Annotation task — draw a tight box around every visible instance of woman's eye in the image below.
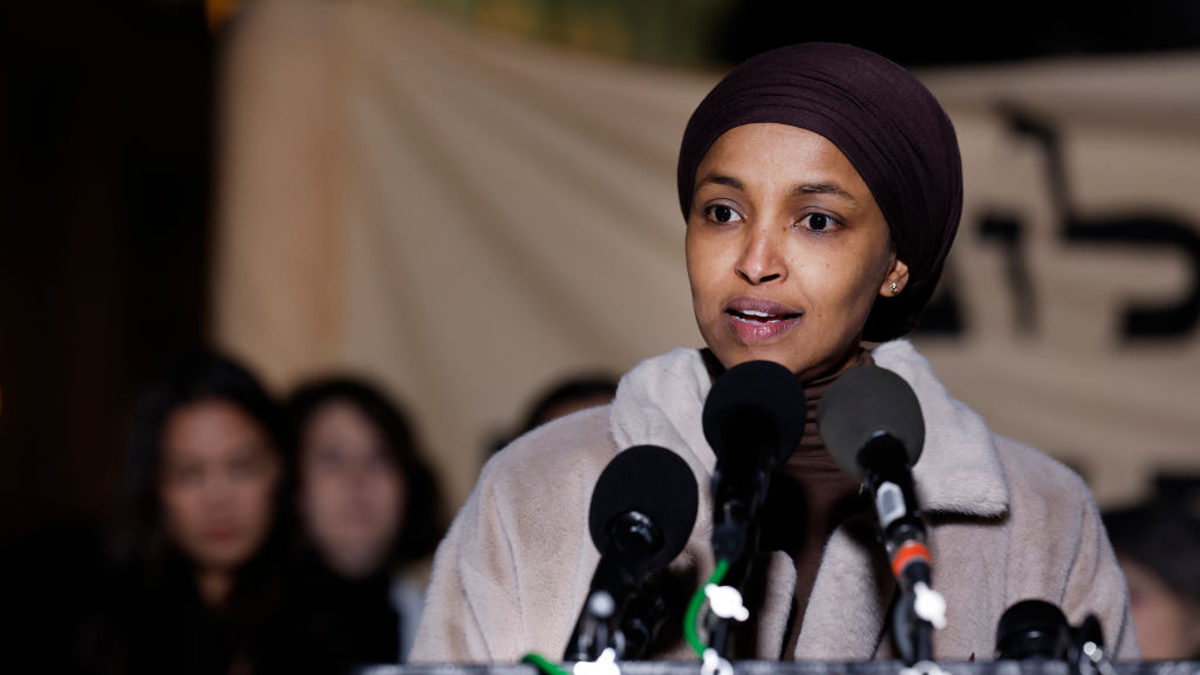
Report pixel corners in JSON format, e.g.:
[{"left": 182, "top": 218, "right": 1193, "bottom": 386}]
[
  {"left": 230, "top": 457, "right": 260, "bottom": 479},
  {"left": 706, "top": 204, "right": 741, "bottom": 224},
  {"left": 802, "top": 213, "right": 837, "bottom": 232},
  {"left": 167, "top": 464, "right": 202, "bottom": 485},
  {"left": 310, "top": 448, "right": 344, "bottom": 472},
  {"left": 368, "top": 446, "right": 395, "bottom": 469}
]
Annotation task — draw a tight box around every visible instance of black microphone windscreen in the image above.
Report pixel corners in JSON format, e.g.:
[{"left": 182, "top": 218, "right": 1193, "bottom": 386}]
[
  {"left": 702, "top": 360, "right": 807, "bottom": 467},
  {"left": 995, "top": 599, "right": 1070, "bottom": 659},
  {"left": 816, "top": 365, "right": 924, "bottom": 480},
  {"left": 587, "top": 445, "right": 699, "bottom": 571}
]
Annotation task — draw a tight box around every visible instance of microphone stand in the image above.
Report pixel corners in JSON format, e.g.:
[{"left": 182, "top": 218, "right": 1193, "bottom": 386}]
[
  {"left": 891, "top": 555, "right": 936, "bottom": 665},
  {"left": 565, "top": 513, "right": 662, "bottom": 662},
  {"left": 563, "top": 582, "right": 670, "bottom": 662},
  {"left": 860, "top": 437, "right": 944, "bottom": 666},
  {"left": 704, "top": 494, "right": 762, "bottom": 659},
  {"left": 565, "top": 589, "right": 617, "bottom": 662}
]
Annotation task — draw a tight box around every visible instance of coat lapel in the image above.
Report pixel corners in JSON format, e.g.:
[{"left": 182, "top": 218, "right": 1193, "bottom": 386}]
[
  {"left": 793, "top": 516, "right": 896, "bottom": 659},
  {"left": 872, "top": 339, "right": 1010, "bottom": 519}
]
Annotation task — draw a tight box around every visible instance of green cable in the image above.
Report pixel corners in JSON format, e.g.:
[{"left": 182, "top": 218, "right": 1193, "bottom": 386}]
[
  {"left": 522, "top": 652, "right": 573, "bottom": 675},
  {"left": 683, "top": 558, "right": 730, "bottom": 658}
]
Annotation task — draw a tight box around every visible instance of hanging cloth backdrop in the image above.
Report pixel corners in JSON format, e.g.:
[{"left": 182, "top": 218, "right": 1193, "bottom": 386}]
[{"left": 215, "top": 0, "right": 1200, "bottom": 509}]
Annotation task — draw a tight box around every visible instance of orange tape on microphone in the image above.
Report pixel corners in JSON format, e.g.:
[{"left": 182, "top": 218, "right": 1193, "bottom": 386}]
[{"left": 891, "top": 541, "right": 932, "bottom": 579}]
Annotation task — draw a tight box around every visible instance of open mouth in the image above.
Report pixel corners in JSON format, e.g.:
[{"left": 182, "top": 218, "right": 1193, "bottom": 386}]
[
  {"left": 728, "top": 308, "right": 801, "bottom": 323},
  {"left": 724, "top": 299, "right": 803, "bottom": 341}
]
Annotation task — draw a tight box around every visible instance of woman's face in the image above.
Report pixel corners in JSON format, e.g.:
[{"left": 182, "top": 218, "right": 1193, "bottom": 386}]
[
  {"left": 686, "top": 123, "right": 908, "bottom": 381},
  {"left": 158, "top": 399, "right": 281, "bottom": 573},
  {"left": 299, "top": 400, "right": 405, "bottom": 578}
]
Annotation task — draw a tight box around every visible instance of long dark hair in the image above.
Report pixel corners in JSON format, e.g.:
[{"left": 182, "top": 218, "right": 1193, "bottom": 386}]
[
  {"left": 287, "top": 377, "right": 445, "bottom": 567},
  {"left": 114, "top": 349, "right": 289, "bottom": 583}
]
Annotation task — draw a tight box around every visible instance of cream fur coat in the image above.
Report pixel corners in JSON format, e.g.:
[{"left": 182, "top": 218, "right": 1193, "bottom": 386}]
[{"left": 411, "top": 340, "right": 1136, "bottom": 663}]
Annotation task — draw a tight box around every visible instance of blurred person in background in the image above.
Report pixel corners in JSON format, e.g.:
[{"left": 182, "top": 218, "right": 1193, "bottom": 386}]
[
  {"left": 1104, "top": 500, "right": 1200, "bottom": 660},
  {"left": 518, "top": 375, "right": 619, "bottom": 433},
  {"left": 486, "top": 374, "right": 618, "bottom": 459},
  {"left": 275, "top": 377, "right": 445, "bottom": 671},
  {"left": 97, "top": 350, "right": 290, "bottom": 674}
]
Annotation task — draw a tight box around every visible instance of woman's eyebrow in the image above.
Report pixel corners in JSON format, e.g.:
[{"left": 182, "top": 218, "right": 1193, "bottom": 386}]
[
  {"left": 695, "top": 173, "right": 744, "bottom": 191},
  {"left": 695, "top": 175, "right": 859, "bottom": 206},
  {"left": 792, "top": 182, "right": 858, "bottom": 203}
]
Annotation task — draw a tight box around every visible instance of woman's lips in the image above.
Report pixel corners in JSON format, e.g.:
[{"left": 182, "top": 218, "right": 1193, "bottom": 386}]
[
  {"left": 724, "top": 298, "right": 802, "bottom": 342},
  {"left": 204, "top": 525, "right": 242, "bottom": 544}
]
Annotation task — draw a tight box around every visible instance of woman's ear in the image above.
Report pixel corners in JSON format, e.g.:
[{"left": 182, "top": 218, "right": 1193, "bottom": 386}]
[{"left": 880, "top": 258, "right": 910, "bottom": 297}]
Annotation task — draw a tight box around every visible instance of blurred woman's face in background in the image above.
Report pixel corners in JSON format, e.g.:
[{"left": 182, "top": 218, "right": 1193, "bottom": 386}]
[
  {"left": 299, "top": 400, "right": 405, "bottom": 579},
  {"left": 158, "top": 399, "right": 281, "bottom": 573},
  {"left": 1120, "top": 556, "right": 1200, "bottom": 659}
]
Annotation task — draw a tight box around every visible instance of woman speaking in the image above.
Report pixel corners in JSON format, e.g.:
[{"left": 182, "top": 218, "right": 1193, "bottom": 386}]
[{"left": 411, "top": 43, "right": 1136, "bottom": 662}]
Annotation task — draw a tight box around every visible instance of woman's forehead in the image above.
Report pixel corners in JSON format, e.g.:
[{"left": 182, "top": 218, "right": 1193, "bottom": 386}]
[{"left": 694, "top": 124, "right": 873, "bottom": 203}]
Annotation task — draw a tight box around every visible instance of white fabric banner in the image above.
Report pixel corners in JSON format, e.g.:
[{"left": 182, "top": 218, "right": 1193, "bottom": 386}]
[{"left": 215, "top": 0, "right": 1200, "bottom": 508}]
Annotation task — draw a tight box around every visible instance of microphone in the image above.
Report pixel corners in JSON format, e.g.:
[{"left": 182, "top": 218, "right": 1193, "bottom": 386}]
[
  {"left": 817, "top": 365, "right": 927, "bottom": 584},
  {"left": 817, "top": 365, "right": 937, "bottom": 664},
  {"left": 702, "top": 360, "right": 807, "bottom": 566},
  {"left": 996, "top": 600, "right": 1113, "bottom": 675},
  {"left": 996, "top": 599, "right": 1071, "bottom": 660},
  {"left": 564, "top": 445, "right": 699, "bottom": 661}
]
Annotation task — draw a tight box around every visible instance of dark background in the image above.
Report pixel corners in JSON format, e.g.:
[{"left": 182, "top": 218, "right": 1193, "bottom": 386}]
[{"left": 3, "top": 0, "right": 1199, "bottom": 545}]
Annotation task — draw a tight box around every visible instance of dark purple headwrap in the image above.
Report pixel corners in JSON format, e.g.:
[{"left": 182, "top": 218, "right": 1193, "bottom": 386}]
[{"left": 677, "top": 43, "right": 962, "bottom": 342}]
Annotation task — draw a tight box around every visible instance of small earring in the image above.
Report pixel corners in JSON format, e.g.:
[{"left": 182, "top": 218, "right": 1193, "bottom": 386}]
[{"left": 890, "top": 281, "right": 899, "bottom": 295}]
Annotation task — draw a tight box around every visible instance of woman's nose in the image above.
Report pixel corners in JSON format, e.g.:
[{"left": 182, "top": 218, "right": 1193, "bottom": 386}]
[
  {"left": 735, "top": 224, "right": 787, "bottom": 285},
  {"left": 202, "top": 473, "right": 235, "bottom": 505}
]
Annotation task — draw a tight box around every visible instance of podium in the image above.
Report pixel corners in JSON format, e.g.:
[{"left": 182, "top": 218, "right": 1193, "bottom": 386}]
[{"left": 359, "top": 663, "right": 1200, "bottom": 675}]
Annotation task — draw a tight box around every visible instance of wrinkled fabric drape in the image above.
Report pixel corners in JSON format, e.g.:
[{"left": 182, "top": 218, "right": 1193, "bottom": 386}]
[{"left": 215, "top": 0, "right": 1200, "bottom": 508}]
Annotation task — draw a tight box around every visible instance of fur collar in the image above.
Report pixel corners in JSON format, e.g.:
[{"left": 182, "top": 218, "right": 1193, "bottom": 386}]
[{"left": 609, "top": 339, "right": 1010, "bottom": 521}]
